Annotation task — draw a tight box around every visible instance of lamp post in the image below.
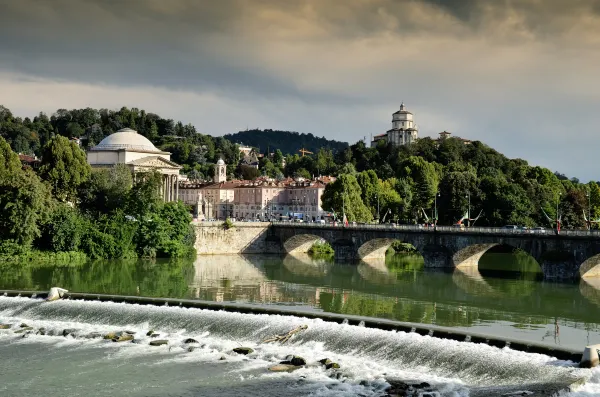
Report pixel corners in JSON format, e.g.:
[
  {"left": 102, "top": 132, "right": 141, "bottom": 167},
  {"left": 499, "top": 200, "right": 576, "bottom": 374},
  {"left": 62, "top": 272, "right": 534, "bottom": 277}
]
[
  {"left": 434, "top": 192, "right": 440, "bottom": 229},
  {"left": 375, "top": 194, "right": 380, "bottom": 224},
  {"left": 556, "top": 192, "right": 562, "bottom": 233},
  {"left": 587, "top": 191, "right": 591, "bottom": 230},
  {"left": 466, "top": 192, "right": 471, "bottom": 228}
]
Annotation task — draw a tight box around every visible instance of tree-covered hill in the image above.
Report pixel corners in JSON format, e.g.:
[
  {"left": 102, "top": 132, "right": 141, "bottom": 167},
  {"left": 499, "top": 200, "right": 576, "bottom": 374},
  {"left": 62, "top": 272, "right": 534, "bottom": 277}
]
[
  {"left": 223, "top": 128, "right": 348, "bottom": 155},
  {"left": 2, "top": 104, "right": 598, "bottom": 229}
]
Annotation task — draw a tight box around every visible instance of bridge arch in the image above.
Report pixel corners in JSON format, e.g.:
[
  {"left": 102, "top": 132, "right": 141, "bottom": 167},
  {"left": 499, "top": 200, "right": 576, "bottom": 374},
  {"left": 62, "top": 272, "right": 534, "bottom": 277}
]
[
  {"left": 357, "top": 238, "right": 417, "bottom": 260},
  {"left": 579, "top": 254, "right": 600, "bottom": 279},
  {"left": 452, "top": 243, "right": 541, "bottom": 273},
  {"left": 283, "top": 234, "right": 331, "bottom": 255}
]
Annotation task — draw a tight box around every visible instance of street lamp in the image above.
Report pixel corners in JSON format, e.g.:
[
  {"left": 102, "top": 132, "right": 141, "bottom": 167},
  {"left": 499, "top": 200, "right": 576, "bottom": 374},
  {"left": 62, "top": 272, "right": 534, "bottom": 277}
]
[
  {"left": 465, "top": 192, "right": 471, "bottom": 228},
  {"left": 434, "top": 192, "right": 440, "bottom": 229},
  {"left": 587, "top": 191, "right": 591, "bottom": 230},
  {"left": 556, "top": 192, "right": 562, "bottom": 232},
  {"left": 375, "top": 194, "right": 380, "bottom": 224}
]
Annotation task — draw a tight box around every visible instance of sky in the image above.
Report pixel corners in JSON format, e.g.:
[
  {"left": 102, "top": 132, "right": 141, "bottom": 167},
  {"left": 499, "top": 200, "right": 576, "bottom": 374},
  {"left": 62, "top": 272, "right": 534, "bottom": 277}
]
[{"left": 1, "top": 0, "right": 599, "bottom": 180}]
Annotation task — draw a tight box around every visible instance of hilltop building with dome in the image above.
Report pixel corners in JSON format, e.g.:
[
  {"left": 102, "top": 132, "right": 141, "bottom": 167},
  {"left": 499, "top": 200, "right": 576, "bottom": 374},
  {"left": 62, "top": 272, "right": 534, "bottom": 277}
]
[
  {"left": 86, "top": 128, "right": 182, "bottom": 202},
  {"left": 371, "top": 103, "right": 419, "bottom": 148}
]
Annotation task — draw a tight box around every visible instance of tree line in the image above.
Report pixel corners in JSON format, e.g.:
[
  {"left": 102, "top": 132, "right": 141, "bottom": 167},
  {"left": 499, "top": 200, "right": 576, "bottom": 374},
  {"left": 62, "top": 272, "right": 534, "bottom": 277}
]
[
  {"left": 321, "top": 139, "right": 600, "bottom": 228},
  {"left": 1, "top": 104, "right": 598, "bottom": 228},
  {"left": 0, "top": 134, "right": 194, "bottom": 259}
]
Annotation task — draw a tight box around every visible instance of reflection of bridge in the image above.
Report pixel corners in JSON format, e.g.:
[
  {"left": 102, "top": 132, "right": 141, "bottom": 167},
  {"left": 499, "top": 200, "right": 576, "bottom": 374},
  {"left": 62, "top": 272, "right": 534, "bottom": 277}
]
[{"left": 272, "top": 223, "right": 600, "bottom": 280}]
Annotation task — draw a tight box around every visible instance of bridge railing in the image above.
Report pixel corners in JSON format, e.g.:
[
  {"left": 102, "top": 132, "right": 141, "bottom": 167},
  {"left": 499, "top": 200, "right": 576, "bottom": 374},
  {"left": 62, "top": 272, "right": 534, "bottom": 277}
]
[{"left": 270, "top": 221, "right": 600, "bottom": 237}]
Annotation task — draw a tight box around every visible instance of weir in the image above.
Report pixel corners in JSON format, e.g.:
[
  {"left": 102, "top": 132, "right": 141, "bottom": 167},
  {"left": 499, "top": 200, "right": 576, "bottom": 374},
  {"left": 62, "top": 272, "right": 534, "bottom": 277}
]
[{"left": 0, "top": 289, "right": 583, "bottom": 363}]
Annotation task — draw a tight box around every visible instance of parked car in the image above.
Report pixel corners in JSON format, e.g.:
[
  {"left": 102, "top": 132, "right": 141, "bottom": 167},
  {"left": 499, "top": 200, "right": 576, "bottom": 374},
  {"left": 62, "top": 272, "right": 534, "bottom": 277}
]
[
  {"left": 503, "top": 225, "right": 518, "bottom": 229},
  {"left": 532, "top": 226, "right": 546, "bottom": 233}
]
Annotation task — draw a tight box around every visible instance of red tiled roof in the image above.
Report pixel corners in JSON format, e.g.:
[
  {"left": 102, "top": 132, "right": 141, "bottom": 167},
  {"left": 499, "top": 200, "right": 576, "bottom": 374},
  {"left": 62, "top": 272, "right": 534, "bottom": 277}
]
[{"left": 18, "top": 154, "right": 39, "bottom": 163}]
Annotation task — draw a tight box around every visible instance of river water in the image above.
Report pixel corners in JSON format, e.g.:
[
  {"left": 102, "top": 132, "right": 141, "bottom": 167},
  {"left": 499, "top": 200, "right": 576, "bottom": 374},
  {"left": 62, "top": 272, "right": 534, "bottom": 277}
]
[{"left": 1, "top": 252, "right": 600, "bottom": 396}]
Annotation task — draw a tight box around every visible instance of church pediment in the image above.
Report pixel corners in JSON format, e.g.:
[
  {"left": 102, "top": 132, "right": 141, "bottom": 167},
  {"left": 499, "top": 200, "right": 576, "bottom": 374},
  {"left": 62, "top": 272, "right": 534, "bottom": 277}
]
[{"left": 128, "top": 156, "right": 182, "bottom": 169}]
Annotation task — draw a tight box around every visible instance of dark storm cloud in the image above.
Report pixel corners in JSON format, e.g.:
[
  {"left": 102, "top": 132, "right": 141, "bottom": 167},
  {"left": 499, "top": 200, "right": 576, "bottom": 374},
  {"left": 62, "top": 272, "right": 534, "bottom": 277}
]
[
  {"left": 1, "top": 0, "right": 599, "bottom": 97},
  {"left": 1, "top": 0, "right": 600, "bottom": 179}
]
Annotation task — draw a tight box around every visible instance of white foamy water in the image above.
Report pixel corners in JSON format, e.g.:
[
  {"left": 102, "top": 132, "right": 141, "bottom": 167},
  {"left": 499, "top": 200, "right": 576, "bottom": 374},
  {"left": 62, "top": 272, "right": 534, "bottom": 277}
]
[{"left": 0, "top": 296, "right": 598, "bottom": 397}]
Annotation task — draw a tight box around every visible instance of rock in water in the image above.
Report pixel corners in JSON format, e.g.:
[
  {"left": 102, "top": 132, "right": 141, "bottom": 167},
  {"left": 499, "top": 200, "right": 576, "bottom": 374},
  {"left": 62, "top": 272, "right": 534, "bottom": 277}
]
[
  {"left": 318, "top": 358, "right": 332, "bottom": 366},
  {"left": 112, "top": 333, "right": 134, "bottom": 342},
  {"left": 149, "top": 340, "right": 169, "bottom": 346},
  {"left": 63, "top": 328, "right": 80, "bottom": 337},
  {"left": 183, "top": 338, "right": 198, "bottom": 344},
  {"left": 268, "top": 364, "right": 301, "bottom": 372},
  {"left": 290, "top": 356, "right": 306, "bottom": 366},
  {"left": 326, "top": 362, "right": 340, "bottom": 370},
  {"left": 0, "top": 324, "right": 12, "bottom": 329},
  {"left": 103, "top": 331, "right": 119, "bottom": 340},
  {"left": 146, "top": 330, "right": 155, "bottom": 336},
  {"left": 14, "top": 327, "right": 33, "bottom": 334},
  {"left": 47, "top": 287, "right": 68, "bottom": 301},
  {"left": 232, "top": 347, "right": 254, "bottom": 355}
]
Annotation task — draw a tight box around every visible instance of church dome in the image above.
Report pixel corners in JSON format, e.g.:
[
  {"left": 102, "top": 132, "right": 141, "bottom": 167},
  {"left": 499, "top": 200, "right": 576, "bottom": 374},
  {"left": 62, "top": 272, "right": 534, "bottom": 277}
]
[
  {"left": 91, "top": 128, "right": 160, "bottom": 152},
  {"left": 217, "top": 158, "right": 225, "bottom": 165}
]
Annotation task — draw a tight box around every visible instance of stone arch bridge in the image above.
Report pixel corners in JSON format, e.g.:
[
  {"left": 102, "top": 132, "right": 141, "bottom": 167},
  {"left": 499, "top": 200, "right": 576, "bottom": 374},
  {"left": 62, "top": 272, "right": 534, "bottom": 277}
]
[{"left": 272, "top": 223, "right": 600, "bottom": 281}]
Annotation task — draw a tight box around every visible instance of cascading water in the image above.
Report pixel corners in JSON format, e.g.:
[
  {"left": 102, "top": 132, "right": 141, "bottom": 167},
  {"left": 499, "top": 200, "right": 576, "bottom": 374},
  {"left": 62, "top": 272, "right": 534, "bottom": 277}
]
[{"left": 1, "top": 296, "right": 599, "bottom": 397}]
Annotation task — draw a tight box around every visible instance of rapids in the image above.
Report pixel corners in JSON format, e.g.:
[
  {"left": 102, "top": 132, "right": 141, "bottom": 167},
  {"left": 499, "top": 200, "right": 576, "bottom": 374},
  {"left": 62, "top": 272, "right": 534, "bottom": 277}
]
[{"left": 1, "top": 296, "right": 599, "bottom": 396}]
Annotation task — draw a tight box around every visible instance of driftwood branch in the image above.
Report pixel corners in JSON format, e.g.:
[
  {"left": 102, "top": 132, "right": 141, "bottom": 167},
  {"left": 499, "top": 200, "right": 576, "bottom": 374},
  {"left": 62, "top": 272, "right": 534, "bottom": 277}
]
[{"left": 262, "top": 325, "right": 308, "bottom": 344}]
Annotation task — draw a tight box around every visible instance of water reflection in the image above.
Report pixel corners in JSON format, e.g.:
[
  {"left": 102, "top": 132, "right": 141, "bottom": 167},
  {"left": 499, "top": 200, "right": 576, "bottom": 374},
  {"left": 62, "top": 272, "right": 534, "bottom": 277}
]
[
  {"left": 1, "top": 253, "right": 600, "bottom": 349},
  {"left": 0, "top": 258, "right": 195, "bottom": 297}
]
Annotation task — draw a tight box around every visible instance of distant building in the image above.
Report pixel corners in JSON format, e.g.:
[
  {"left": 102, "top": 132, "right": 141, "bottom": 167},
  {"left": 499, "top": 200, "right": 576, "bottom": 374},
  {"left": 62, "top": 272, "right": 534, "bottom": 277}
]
[
  {"left": 371, "top": 103, "right": 419, "bottom": 148},
  {"left": 436, "top": 131, "right": 471, "bottom": 145},
  {"left": 86, "top": 128, "right": 182, "bottom": 202},
  {"left": 18, "top": 153, "right": 41, "bottom": 170},
  {"left": 238, "top": 145, "right": 254, "bottom": 156},
  {"left": 240, "top": 152, "right": 260, "bottom": 169},
  {"left": 179, "top": 158, "right": 334, "bottom": 221}
]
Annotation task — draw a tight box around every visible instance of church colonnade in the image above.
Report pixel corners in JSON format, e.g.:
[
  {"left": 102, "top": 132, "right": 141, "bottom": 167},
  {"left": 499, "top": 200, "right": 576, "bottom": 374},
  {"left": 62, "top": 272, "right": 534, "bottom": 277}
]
[{"left": 159, "top": 174, "right": 179, "bottom": 202}]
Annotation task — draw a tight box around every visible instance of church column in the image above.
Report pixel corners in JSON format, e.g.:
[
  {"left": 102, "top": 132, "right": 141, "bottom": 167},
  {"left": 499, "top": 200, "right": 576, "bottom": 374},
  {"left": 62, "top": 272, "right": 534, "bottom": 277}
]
[
  {"left": 171, "top": 175, "right": 175, "bottom": 202},
  {"left": 175, "top": 175, "right": 179, "bottom": 202},
  {"left": 164, "top": 175, "right": 168, "bottom": 201},
  {"left": 169, "top": 174, "right": 174, "bottom": 202},
  {"left": 167, "top": 175, "right": 171, "bottom": 202}
]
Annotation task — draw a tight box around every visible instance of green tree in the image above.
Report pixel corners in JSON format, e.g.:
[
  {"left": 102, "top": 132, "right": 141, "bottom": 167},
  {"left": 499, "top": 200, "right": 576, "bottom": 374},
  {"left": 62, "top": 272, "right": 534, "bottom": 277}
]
[
  {"left": 39, "top": 135, "right": 91, "bottom": 202},
  {"left": 321, "top": 174, "right": 372, "bottom": 222},
  {"left": 0, "top": 137, "right": 53, "bottom": 247},
  {"left": 397, "top": 156, "right": 439, "bottom": 210}
]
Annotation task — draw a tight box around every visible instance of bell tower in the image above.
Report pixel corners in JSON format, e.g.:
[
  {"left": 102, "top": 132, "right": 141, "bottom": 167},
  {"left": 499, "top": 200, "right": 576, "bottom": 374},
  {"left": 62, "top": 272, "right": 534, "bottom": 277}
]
[{"left": 214, "top": 158, "right": 227, "bottom": 183}]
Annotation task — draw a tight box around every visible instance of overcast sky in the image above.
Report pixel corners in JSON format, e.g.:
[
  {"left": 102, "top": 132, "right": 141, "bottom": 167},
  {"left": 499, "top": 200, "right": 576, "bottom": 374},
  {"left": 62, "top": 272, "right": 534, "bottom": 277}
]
[{"left": 1, "top": 0, "right": 599, "bottom": 180}]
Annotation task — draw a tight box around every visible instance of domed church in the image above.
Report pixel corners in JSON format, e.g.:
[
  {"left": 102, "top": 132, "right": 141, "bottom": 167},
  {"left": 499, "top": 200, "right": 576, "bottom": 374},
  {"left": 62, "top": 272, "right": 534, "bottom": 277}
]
[{"left": 87, "top": 128, "right": 182, "bottom": 202}]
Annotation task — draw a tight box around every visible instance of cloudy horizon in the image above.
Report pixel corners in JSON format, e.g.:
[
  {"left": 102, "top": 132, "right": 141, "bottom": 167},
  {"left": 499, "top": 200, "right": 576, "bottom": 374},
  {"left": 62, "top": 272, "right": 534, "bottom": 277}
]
[{"left": 1, "top": 0, "right": 599, "bottom": 179}]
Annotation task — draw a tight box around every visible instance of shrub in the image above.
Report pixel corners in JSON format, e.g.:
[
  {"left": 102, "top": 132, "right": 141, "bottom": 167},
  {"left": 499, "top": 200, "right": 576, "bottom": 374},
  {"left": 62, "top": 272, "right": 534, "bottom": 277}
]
[
  {"left": 308, "top": 241, "right": 334, "bottom": 259},
  {"left": 222, "top": 218, "right": 234, "bottom": 230},
  {"left": 387, "top": 241, "right": 418, "bottom": 254},
  {"left": 38, "top": 204, "right": 87, "bottom": 252}
]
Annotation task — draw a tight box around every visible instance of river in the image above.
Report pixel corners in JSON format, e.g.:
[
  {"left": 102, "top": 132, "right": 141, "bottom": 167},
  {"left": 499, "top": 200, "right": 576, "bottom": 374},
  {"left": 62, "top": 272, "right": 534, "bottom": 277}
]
[{"left": 1, "top": 252, "right": 600, "bottom": 396}]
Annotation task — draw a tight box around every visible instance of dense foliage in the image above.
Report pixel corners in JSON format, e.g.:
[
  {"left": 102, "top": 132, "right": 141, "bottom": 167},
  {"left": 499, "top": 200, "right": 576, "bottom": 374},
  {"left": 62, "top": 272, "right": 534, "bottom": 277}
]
[
  {"left": 2, "top": 103, "right": 598, "bottom": 228},
  {"left": 0, "top": 135, "right": 195, "bottom": 260},
  {"left": 321, "top": 138, "right": 599, "bottom": 228},
  {"left": 224, "top": 128, "right": 348, "bottom": 156}
]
